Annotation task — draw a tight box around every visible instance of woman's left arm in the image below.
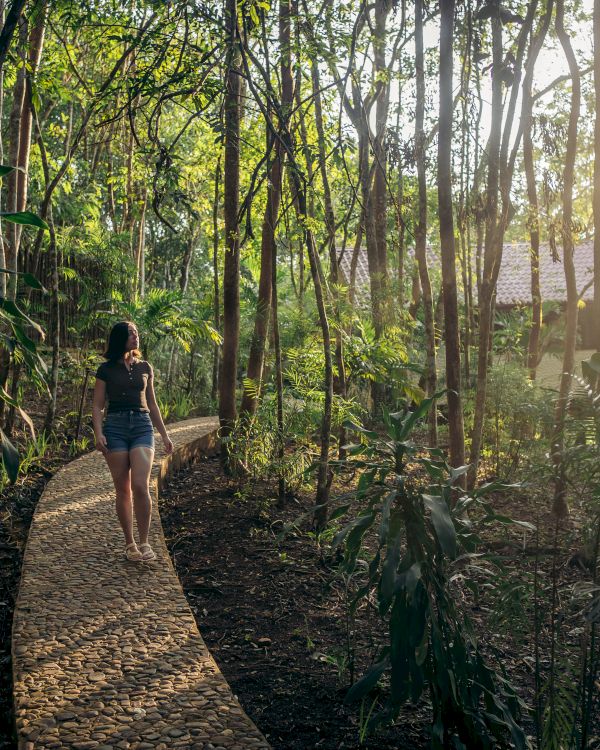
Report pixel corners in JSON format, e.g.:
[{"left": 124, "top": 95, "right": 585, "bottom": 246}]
[{"left": 146, "top": 364, "right": 173, "bottom": 455}]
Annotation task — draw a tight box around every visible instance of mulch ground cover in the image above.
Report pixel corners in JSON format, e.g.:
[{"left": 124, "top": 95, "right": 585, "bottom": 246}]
[{"left": 160, "top": 456, "right": 431, "bottom": 749}]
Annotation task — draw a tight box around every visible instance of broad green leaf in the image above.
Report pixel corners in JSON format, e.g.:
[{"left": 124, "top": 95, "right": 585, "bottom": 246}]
[
  {"left": 0, "top": 268, "right": 46, "bottom": 292},
  {"left": 1, "top": 427, "right": 19, "bottom": 483},
  {"left": 423, "top": 494, "right": 457, "bottom": 559},
  {"left": 0, "top": 385, "right": 18, "bottom": 408},
  {"left": 344, "top": 653, "right": 390, "bottom": 704},
  {"left": 23, "top": 273, "right": 46, "bottom": 292},
  {"left": 0, "top": 211, "right": 49, "bottom": 229},
  {"left": 0, "top": 165, "right": 16, "bottom": 177},
  {"left": 398, "top": 389, "right": 446, "bottom": 441},
  {"left": 394, "top": 561, "right": 422, "bottom": 598},
  {"left": 1, "top": 387, "right": 38, "bottom": 439},
  {"left": 13, "top": 324, "right": 39, "bottom": 353},
  {"left": 328, "top": 503, "right": 352, "bottom": 521},
  {"left": 0, "top": 299, "right": 45, "bottom": 337},
  {"left": 17, "top": 406, "right": 35, "bottom": 439},
  {"left": 389, "top": 595, "right": 410, "bottom": 703},
  {"left": 379, "top": 510, "right": 402, "bottom": 614}
]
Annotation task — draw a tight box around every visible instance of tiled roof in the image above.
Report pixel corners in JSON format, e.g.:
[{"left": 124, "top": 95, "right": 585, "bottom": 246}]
[
  {"left": 338, "top": 240, "right": 595, "bottom": 307},
  {"left": 496, "top": 240, "right": 594, "bottom": 306}
]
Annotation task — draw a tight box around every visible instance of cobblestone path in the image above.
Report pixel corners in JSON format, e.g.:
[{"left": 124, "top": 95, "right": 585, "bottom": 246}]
[{"left": 12, "top": 417, "right": 270, "bottom": 750}]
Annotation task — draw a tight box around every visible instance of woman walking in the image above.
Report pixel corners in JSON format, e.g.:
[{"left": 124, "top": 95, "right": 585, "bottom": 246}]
[{"left": 92, "top": 321, "right": 173, "bottom": 561}]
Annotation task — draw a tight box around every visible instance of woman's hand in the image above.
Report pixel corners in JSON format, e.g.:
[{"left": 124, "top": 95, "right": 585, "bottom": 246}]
[
  {"left": 95, "top": 433, "right": 108, "bottom": 455},
  {"left": 162, "top": 434, "right": 174, "bottom": 455}
]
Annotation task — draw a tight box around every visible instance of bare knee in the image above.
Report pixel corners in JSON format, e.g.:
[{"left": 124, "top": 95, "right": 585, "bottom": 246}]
[
  {"left": 115, "top": 482, "right": 131, "bottom": 504},
  {"left": 131, "top": 480, "right": 150, "bottom": 499}
]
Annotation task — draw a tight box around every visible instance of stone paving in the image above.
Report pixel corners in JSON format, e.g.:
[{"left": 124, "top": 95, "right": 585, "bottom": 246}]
[{"left": 12, "top": 417, "right": 270, "bottom": 750}]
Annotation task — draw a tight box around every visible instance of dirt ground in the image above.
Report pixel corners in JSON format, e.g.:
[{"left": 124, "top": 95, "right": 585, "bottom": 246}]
[{"left": 160, "top": 456, "right": 431, "bottom": 749}]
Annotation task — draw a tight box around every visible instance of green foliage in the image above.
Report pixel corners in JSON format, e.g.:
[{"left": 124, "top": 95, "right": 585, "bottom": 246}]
[
  {"left": 284, "top": 341, "right": 364, "bottom": 434},
  {"left": 480, "top": 362, "right": 553, "bottom": 478},
  {"left": 329, "top": 398, "right": 530, "bottom": 748},
  {"left": 225, "top": 403, "right": 314, "bottom": 495},
  {"left": 344, "top": 320, "right": 424, "bottom": 405}
]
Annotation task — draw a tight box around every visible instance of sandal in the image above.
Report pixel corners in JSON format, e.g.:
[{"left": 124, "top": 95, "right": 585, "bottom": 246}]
[
  {"left": 125, "top": 542, "right": 143, "bottom": 561},
  {"left": 138, "top": 543, "right": 156, "bottom": 561}
]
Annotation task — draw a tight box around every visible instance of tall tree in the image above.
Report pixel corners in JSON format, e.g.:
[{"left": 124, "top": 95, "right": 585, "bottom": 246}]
[
  {"left": 240, "top": 0, "right": 294, "bottom": 418},
  {"left": 415, "top": 0, "right": 437, "bottom": 446},
  {"left": 552, "top": 0, "right": 580, "bottom": 517},
  {"left": 219, "top": 0, "right": 242, "bottom": 456},
  {"left": 438, "top": 0, "right": 465, "bottom": 476},
  {"left": 524, "top": 1, "right": 554, "bottom": 378},
  {"left": 594, "top": 0, "right": 600, "bottom": 352},
  {"left": 468, "top": 1, "right": 535, "bottom": 487}
]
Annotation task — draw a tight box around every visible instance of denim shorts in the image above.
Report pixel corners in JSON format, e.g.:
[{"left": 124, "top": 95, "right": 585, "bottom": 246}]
[{"left": 103, "top": 410, "right": 155, "bottom": 452}]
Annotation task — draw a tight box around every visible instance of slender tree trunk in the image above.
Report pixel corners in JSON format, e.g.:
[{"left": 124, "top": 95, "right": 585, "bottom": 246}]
[
  {"left": 136, "top": 186, "right": 147, "bottom": 298},
  {"left": 438, "top": 0, "right": 465, "bottom": 479},
  {"left": 212, "top": 155, "right": 221, "bottom": 403},
  {"left": 15, "top": 0, "right": 47, "bottom": 254},
  {"left": 43, "top": 206, "right": 59, "bottom": 434},
  {"left": 5, "top": 15, "right": 26, "bottom": 300},
  {"left": 372, "top": 0, "right": 390, "bottom": 309},
  {"left": 552, "top": 0, "right": 580, "bottom": 518},
  {"left": 468, "top": 6, "right": 503, "bottom": 489},
  {"left": 0, "top": 0, "right": 26, "bottom": 74},
  {"left": 272, "top": 219, "right": 285, "bottom": 506},
  {"left": 241, "top": 0, "right": 293, "bottom": 418},
  {"left": 415, "top": 0, "right": 437, "bottom": 446},
  {"left": 240, "top": 134, "right": 281, "bottom": 416},
  {"left": 595, "top": 0, "right": 600, "bottom": 351},
  {"left": 179, "top": 234, "right": 194, "bottom": 295},
  {"left": 458, "top": 3, "right": 472, "bottom": 385},
  {"left": 219, "top": 0, "right": 242, "bottom": 457},
  {"left": 525, "top": 3, "right": 554, "bottom": 377},
  {"left": 0, "top": 0, "right": 5, "bottom": 298},
  {"left": 311, "top": 60, "right": 347, "bottom": 458}
]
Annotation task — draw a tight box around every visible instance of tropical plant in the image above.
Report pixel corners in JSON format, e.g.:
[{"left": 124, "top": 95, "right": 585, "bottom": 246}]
[{"left": 328, "top": 396, "right": 532, "bottom": 748}]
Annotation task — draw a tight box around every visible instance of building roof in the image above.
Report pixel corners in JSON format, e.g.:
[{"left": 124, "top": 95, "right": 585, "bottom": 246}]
[
  {"left": 496, "top": 240, "right": 594, "bottom": 306},
  {"left": 338, "top": 240, "right": 595, "bottom": 307}
]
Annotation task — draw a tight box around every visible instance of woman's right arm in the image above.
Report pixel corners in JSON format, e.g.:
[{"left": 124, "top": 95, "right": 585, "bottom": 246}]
[{"left": 92, "top": 378, "right": 108, "bottom": 454}]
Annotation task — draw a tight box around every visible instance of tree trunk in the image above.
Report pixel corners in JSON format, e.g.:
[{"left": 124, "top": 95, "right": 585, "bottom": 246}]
[
  {"left": 415, "top": 0, "right": 437, "bottom": 446},
  {"left": 0, "top": 0, "right": 5, "bottom": 298},
  {"left": 272, "top": 217, "right": 285, "bottom": 506},
  {"left": 552, "top": 0, "right": 580, "bottom": 518},
  {"left": 179, "top": 234, "right": 194, "bottom": 295},
  {"left": 136, "top": 186, "right": 147, "bottom": 298},
  {"left": 15, "top": 0, "right": 47, "bottom": 254},
  {"left": 371, "top": 0, "right": 390, "bottom": 309},
  {"left": 0, "top": 0, "right": 27, "bottom": 74},
  {"left": 43, "top": 207, "right": 59, "bottom": 434},
  {"left": 218, "top": 0, "right": 242, "bottom": 458},
  {"left": 240, "top": 0, "right": 293, "bottom": 418},
  {"left": 311, "top": 60, "right": 347, "bottom": 458},
  {"left": 595, "top": 0, "right": 600, "bottom": 352},
  {"left": 239, "top": 135, "right": 281, "bottom": 416},
  {"left": 525, "top": 2, "right": 554, "bottom": 377},
  {"left": 5, "top": 15, "right": 26, "bottom": 300},
  {"left": 438, "top": 0, "right": 465, "bottom": 479},
  {"left": 468, "top": 6, "right": 503, "bottom": 489},
  {"left": 212, "top": 156, "right": 221, "bottom": 403}
]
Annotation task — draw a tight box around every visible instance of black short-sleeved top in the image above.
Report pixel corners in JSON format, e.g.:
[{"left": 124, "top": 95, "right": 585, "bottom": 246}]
[{"left": 95, "top": 359, "right": 152, "bottom": 413}]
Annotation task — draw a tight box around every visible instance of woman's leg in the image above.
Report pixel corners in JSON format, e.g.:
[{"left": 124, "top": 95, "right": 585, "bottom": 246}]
[
  {"left": 129, "top": 446, "right": 154, "bottom": 546},
  {"left": 105, "top": 451, "right": 134, "bottom": 545}
]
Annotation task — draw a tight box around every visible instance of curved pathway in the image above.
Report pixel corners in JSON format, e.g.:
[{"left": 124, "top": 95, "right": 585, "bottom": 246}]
[{"left": 12, "top": 417, "right": 270, "bottom": 750}]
